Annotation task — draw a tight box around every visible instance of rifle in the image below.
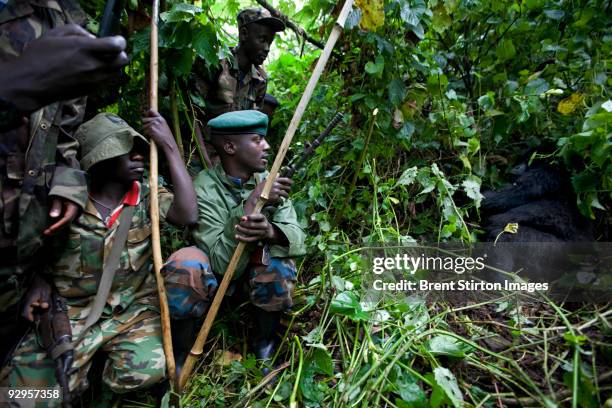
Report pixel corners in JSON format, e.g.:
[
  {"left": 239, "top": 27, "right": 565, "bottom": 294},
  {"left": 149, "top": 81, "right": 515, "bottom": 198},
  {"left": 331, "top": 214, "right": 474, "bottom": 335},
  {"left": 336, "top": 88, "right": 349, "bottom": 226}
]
[
  {"left": 280, "top": 112, "right": 344, "bottom": 178},
  {"left": 36, "top": 290, "right": 74, "bottom": 408},
  {"left": 262, "top": 112, "right": 343, "bottom": 219},
  {"left": 98, "top": 0, "right": 127, "bottom": 37}
]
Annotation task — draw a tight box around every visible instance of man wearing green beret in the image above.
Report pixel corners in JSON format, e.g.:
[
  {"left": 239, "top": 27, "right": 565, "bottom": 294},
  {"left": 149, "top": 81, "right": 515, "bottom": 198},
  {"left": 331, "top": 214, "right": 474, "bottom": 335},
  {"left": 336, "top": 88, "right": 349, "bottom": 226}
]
[
  {"left": 191, "top": 8, "right": 285, "bottom": 122},
  {"left": 1, "top": 111, "right": 206, "bottom": 400},
  {"left": 191, "top": 110, "right": 306, "bottom": 372}
]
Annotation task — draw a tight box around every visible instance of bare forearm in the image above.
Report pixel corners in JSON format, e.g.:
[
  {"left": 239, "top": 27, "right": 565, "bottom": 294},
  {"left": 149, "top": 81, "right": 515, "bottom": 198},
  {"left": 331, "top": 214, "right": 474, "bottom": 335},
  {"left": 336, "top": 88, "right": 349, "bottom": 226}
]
[
  {"left": 161, "top": 144, "right": 197, "bottom": 226},
  {"left": 0, "top": 62, "right": 43, "bottom": 112}
]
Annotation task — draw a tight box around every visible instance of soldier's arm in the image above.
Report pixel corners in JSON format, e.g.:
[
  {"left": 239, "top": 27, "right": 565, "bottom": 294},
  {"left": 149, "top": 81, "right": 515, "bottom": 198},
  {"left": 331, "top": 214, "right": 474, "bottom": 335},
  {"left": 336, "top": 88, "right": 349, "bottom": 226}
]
[
  {"left": 192, "top": 175, "right": 251, "bottom": 276},
  {"left": 269, "top": 199, "right": 307, "bottom": 258},
  {"left": 0, "top": 25, "right": 127, "bottom": 113},
  {"left": 142, "top": 110, "right": 197, "bottom": 227},
  {"left": 44, "top": 98, "right": 88, "bottom": 235}
]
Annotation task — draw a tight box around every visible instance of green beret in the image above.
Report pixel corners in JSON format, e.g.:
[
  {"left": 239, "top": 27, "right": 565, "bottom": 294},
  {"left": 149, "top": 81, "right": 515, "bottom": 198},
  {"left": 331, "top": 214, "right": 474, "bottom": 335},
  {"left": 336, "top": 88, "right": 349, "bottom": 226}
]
[
  {"left": 208, "top": 110, "right": 268, "bottom": 137},
  {"left": 75, "top": 112, "right": 149, "bottom": 171}
]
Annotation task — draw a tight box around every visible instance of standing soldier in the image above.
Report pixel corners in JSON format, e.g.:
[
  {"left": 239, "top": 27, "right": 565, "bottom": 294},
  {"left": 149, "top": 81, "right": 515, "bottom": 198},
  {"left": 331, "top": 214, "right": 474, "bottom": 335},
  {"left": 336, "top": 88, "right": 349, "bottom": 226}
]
[
  {"left": 191, "top": 8, "right": 286, "bottom": 122},
  {"left": 0, "top": 0, "right": 127, "bottom": 364}
]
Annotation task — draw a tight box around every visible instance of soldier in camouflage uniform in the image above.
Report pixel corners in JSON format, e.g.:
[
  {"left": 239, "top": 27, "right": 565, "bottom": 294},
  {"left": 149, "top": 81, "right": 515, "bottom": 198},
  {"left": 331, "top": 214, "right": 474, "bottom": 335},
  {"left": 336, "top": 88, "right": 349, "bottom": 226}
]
[
  {"left": 0, "top": 0, "right": 127, "bottom": 363},
  {"left": 191, "top": 8, "right": 285, "bottom": 122},
  {"left": 191, "top": 110, "right": 306, "bottom": 373},
  {"left": 1, "top": 111, "right": 202, "bottom": 401}
]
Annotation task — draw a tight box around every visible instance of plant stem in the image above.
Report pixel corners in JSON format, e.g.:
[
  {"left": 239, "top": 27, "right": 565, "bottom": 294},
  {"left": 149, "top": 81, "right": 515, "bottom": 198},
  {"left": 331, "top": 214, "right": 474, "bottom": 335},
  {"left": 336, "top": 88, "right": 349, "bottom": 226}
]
[{"left": 169, "top": 75, "right": 185, "bottom": 160}]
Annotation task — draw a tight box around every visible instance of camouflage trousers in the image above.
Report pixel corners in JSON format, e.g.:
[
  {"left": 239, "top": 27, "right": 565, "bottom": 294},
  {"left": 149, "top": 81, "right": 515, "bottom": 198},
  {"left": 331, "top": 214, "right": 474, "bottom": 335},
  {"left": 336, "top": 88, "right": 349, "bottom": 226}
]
[
  {"left": 1, "top": 302, "right": 165, "bottom": 407},
  {"left": 162, "top": 246, "right": 297, "bottom": 318}
]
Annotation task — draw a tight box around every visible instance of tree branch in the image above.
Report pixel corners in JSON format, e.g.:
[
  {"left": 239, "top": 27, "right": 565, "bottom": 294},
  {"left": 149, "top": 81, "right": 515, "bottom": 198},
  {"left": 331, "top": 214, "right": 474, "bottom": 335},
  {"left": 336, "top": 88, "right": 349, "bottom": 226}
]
[{"left": 254, "top": 0, "right": 327, "bottom": 51}]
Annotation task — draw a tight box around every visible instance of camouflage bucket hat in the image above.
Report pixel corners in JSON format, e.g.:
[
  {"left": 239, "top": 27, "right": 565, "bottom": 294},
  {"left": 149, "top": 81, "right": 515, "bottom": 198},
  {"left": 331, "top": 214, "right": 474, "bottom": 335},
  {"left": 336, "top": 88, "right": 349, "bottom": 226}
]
[
  {"left": 75, "top": 113, "right": 149, "bottom": 171},
  {"left": 237, "top": 8, "right": 285, "bottom": 32}
]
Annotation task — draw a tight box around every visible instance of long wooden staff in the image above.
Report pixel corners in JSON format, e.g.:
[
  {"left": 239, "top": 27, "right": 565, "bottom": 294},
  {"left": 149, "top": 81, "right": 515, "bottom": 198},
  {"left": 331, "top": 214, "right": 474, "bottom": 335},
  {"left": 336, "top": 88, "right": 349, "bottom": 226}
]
[
  {"left": 149, "top": 0, "right": 177, "bottom": 387},
  {"left": 177, "top": 0, "right": 355, "bottom": 391}
]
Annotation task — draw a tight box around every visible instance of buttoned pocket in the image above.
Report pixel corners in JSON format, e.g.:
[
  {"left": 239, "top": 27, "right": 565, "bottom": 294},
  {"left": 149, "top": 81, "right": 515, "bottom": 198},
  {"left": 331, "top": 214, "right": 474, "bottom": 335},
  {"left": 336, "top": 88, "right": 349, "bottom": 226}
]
[{"left": 127, "top": 225, "right": 152, "bottom": 272}]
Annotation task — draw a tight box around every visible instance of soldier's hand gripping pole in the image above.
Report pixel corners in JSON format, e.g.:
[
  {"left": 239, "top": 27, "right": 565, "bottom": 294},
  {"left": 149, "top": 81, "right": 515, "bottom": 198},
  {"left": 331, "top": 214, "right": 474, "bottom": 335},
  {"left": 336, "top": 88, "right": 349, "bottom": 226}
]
[
  {"left": 149, "top": 0, "right": 177, "bottom": 387},
  {"left": 177, "top": 0, "right": 355, "bottom": 392}
]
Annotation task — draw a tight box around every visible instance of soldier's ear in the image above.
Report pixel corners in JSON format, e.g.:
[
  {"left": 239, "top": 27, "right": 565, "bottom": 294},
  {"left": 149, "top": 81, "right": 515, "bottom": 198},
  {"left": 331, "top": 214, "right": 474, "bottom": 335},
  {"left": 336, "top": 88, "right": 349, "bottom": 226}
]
[
  {"left": 223, "top": 139, "right": 236, "bottom": 155},
  {"left": 238, "top": 26, "right": 249, "bottom": 42}
]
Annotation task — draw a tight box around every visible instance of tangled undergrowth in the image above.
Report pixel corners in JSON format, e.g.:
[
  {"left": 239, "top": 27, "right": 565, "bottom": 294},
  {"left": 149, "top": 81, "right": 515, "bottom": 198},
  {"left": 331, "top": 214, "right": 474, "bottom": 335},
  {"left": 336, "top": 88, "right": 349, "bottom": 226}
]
[{"left": 77, "top": 0, "right": 611, "bottom": 406}]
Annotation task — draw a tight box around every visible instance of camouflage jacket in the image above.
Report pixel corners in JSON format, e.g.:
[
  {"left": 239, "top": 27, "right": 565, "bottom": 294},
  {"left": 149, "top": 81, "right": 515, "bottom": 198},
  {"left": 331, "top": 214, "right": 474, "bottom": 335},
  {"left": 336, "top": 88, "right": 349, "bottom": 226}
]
[
  {"left": 191, "top": 48, "right": 268, "bottom": 121},
  {"left": 51, "top": 180, "right": 173, "bottom": 320},
  {"left": 0, "top": 0, "right": 87, "bottom": 276},
  {"left": 192, "top": 165, "right": 306, "bottom": 278}
]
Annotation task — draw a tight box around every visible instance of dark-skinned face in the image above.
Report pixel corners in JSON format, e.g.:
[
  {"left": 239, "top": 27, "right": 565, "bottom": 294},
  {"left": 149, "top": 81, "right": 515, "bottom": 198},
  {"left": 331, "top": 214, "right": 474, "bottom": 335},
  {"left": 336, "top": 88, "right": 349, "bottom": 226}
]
[
  {"left": 240, "top": 23, "right": 276, "bottom": 66},
  {"left": 227, "top": 133, "right": 270, "bottom": 174},
  {"left": 90, "top": 143, "right": 146, "bottom": 184}
]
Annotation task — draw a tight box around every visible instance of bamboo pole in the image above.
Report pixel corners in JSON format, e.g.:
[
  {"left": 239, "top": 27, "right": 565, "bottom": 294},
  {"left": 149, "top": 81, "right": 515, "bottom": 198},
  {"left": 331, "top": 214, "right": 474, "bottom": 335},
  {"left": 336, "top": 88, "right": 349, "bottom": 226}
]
[
  {"left": 149, "top": 0, "right": 176, "bottom": 387},
  {"left": 177, "top": 0, "right": 355, "bottom": 391}
]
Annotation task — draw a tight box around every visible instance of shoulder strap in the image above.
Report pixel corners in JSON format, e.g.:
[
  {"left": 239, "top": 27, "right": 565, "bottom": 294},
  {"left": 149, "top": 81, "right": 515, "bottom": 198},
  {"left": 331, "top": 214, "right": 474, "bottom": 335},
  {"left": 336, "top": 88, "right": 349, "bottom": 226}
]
[{"left": 75, "top": 205, "right": 136, "bottom": 343}]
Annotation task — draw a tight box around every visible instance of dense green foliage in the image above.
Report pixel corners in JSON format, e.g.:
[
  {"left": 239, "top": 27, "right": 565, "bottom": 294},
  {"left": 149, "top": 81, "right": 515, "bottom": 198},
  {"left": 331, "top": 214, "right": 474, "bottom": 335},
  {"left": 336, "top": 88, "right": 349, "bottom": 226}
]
[{"left": 78, "top": 0, "right": 610, "bottom": 407}]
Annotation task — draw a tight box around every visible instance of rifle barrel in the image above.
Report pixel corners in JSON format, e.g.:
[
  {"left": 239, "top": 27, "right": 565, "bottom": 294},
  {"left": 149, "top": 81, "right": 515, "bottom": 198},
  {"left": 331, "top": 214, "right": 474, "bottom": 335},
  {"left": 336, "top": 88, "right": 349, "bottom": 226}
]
[{"left": 281, "top": 112, "right": 343, "bottom": 178}]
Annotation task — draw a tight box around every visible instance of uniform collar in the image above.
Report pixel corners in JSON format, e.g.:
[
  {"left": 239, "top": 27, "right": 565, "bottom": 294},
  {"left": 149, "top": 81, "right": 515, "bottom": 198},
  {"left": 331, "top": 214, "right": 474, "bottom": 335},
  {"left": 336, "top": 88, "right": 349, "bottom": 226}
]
[
  {"left": 86, "top": 181, "right": 141, "bottom": 228},
  {"left": 229, "top": 47, "right": 266, "bottom": 84},
  {"left": 214, "top": 164, "right": 261, "bottom": 190}
]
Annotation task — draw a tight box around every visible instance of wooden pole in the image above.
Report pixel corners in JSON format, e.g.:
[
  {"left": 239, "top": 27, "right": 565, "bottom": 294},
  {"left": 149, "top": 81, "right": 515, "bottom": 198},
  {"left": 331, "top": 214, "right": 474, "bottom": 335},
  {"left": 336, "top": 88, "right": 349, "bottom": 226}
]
[
  {"left": 149, "top": 0, "right": 177, "bottom": 387},
  {"left": 177, "top": 0, "right": 355, "bottom": 391}
]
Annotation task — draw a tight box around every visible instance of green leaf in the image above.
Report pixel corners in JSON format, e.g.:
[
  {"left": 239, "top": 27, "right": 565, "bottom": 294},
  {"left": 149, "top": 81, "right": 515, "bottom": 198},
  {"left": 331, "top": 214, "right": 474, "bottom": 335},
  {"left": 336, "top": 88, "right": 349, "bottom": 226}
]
[
  {"left": 396, "top": 166, "right": 418, "bottom": 186},
  {"left": 330, "top": 291, "right": 369, "bottom": 321},
  {"left": 477, "top": 93, "right": 494, "bottom": 111},
  {"left": 299, "top": 364, "right": 327, "bottom": 402},
  {"left": 397, "top": 122, "right": 415, "bottom": 141},
  {"left": 365, "top": 55, "right": 385, "bottom": 75},
  {"left": 572, "top": 171, "right": 599, "bottom": 193},
  {"left": 193, "top": 24, "right": 218, "bottom": 62},
  {"left": 397, "top": 381, "right": 427, "bottom": 407},
  {"left": 312, "top": 348, "right": 333, "bottom": 376},
  {"left": 132, "top": 27, "right": 151, "bottom": 55},
  {"left": 433, "top": 367, "right": 464, "bottom": 407},
  {"left": 431, "top": 3, "right": 451, "bottom": 34},
  {"left": 400, "top": 4, "right": 420, "bottom": 26},
  {"left": 427, "top": 335, "right": 473, "bottom": 358},
  {"left": 273, "top": 381, "right": 292, "bottom": 402},
  {"left": 427, "top": 73, "right": 449, "bottom": 93},
  {"left": 389, "top": 79, "right": 406, "bottom": 105},
  {"left": 171, "top": 48, "right": 194, "bottom": 77},
  {"left": 525, "top": 78, "right": 549, "bottom": 96},
  {"left": 462, "top": 176, "right": 484, "bottom": 207},
  {"left": 543, "top": 9, "right": 564, "bottom": 20},
  {"left": 496, "top": 39, "right": 516, "bottom": 62},
  {"left": 162, "top": 3, "right": 202, "bottom": 23}
]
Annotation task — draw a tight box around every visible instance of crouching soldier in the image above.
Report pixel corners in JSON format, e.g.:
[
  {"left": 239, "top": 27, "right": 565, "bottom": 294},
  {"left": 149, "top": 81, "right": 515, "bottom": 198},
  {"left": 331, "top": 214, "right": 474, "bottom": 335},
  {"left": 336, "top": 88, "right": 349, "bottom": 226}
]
[
  {"left": 174, "top": 110, "right": 306, "bottom": 373},
  {"left": 1, "top": 111, "right": 199, "bottom": 403}
]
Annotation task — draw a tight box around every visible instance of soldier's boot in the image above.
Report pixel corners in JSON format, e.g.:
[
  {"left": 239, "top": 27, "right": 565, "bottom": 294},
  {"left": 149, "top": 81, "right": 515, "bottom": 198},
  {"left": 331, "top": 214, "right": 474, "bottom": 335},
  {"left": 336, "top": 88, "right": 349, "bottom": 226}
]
[
  {"left": 252, "top": 311, "right": 281, "bottom": 376},
  {"left": 172, "top": 318, "right": 197, "bottom": 377}
]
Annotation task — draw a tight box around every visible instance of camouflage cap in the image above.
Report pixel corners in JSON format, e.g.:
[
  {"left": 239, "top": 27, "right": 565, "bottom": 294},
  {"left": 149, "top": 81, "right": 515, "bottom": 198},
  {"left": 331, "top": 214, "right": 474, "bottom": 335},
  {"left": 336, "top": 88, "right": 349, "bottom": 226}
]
[
  {"left": 208, "top": 110, "right": 268, "bottom": 137},
  {"left": 237, "top": 8, "right": 285, "bottom": 32},
  {"left": 75, "top": 113, "right": 149, "bottom": 171}
]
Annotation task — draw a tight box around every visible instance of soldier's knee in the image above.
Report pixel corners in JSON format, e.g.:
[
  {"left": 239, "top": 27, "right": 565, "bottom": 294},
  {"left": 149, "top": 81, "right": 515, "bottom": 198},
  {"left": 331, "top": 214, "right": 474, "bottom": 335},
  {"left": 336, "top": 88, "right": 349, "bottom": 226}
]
[
  {"left": 107, "top": 366, "right": 166, "bottom": 393},
  {"left": 249, "top": 258, "right": 297, "bottom": 313},
  {"left": 106, "top": 354, "right": 166, "bottom": 393},
  {"left": 162, "top": 246, "right": 218, "bottom": 319}
]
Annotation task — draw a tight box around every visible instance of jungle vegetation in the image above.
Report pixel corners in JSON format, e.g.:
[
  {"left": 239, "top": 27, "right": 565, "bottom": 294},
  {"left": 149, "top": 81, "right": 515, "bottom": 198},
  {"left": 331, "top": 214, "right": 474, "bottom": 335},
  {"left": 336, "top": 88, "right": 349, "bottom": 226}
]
[{"left": 78, "top": 0, "right": 611, "bottom": 407}]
